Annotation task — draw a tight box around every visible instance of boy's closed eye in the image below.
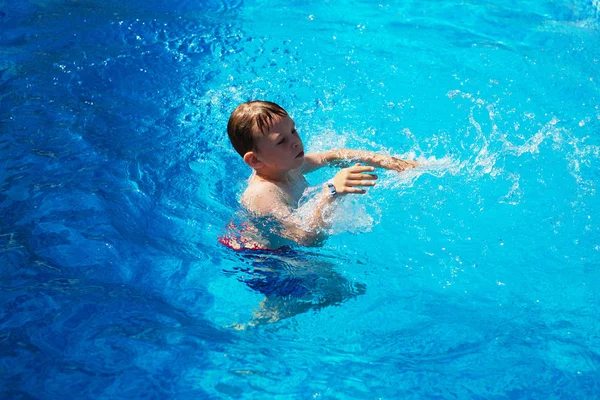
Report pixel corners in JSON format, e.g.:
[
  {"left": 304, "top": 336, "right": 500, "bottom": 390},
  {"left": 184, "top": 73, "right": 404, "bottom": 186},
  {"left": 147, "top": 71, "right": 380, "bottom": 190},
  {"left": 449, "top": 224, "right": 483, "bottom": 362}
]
[{"left": 276, "top": 128, "right": 297, "bottom": 145}]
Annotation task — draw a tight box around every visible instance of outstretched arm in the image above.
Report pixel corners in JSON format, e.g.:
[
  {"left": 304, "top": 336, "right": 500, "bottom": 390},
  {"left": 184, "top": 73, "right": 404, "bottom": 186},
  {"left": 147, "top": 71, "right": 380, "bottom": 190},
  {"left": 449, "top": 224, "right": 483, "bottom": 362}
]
[{"left": 301, "top": 149, "right": 418, "bottom": 174}]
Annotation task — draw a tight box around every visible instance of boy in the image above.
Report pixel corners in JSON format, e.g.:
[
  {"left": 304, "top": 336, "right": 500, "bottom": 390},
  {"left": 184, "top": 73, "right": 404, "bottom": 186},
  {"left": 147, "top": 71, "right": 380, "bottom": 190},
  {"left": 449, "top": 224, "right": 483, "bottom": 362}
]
[{"left": 223, "top": 100, "right": 418, "bottom": 250}]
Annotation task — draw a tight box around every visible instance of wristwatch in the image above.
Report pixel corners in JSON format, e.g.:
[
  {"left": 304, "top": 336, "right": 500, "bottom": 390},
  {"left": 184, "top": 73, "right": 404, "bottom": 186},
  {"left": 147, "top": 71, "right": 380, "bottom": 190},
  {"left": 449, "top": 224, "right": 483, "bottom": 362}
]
[{"left": 325, "top": 181, "right": 337, "bottom": 197}]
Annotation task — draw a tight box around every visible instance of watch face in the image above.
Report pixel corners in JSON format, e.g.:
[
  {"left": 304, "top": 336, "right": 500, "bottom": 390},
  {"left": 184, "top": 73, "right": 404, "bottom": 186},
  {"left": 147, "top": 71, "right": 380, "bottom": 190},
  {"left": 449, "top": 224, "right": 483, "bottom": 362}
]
[{"left": 327, "top": 182, "right": 336, "bottom": 196}]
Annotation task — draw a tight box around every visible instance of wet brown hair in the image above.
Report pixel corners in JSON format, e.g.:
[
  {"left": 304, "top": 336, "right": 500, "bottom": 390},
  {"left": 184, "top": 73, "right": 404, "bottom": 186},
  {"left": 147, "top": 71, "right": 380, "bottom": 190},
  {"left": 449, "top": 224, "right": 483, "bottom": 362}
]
[{"left": 227, "top": 100, "right": 289, "bottom": 157}]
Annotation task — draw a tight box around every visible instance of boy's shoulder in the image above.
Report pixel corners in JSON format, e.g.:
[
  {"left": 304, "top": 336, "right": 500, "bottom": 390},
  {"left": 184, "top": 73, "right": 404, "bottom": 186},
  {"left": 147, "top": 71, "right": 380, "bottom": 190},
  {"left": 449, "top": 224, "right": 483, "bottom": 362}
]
[{"left": 240, "top": 177, "right": 290, "bottom": 216}]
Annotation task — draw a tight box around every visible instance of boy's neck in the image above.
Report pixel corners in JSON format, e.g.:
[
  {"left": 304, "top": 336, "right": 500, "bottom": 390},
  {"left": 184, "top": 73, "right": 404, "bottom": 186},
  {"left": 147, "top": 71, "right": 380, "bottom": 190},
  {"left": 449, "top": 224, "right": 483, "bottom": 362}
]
[{"left": 254, "top": 169, "right": 292, "bottom": 184}]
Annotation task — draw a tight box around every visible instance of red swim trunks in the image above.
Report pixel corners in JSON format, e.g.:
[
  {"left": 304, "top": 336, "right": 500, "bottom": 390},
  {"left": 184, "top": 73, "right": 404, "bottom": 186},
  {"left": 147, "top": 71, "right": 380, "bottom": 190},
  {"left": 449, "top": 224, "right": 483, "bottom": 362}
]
[{"left": 218, "top": 222, "right": 288, "bottom": 252}]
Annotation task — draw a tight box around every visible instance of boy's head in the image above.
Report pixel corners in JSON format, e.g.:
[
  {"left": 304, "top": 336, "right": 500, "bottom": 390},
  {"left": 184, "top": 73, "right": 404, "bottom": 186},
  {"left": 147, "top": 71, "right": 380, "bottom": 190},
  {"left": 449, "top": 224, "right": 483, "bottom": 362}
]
[
  {"left": 227, "top": 101, "right": 305, "bottom": 172},
  {"left": 227, "top": 100, "right": 289, "bottom": 158}
]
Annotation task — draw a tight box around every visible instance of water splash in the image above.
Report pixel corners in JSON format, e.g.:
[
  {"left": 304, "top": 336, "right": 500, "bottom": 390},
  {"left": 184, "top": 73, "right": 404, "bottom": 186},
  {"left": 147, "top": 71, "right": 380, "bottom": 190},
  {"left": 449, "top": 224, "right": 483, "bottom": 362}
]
[{"left": 294, "top": 185, "right": 379, "bottom": 236}]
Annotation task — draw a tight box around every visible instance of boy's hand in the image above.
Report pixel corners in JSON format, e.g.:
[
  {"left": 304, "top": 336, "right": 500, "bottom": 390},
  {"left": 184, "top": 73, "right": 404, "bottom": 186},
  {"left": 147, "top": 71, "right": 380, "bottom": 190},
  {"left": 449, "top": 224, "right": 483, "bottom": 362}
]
[
  {"left": 379, "top": 156, "right": 418, "bottom": 172},
  {"left": 333, "top": 163, "right": 378, "bottom": 195}
]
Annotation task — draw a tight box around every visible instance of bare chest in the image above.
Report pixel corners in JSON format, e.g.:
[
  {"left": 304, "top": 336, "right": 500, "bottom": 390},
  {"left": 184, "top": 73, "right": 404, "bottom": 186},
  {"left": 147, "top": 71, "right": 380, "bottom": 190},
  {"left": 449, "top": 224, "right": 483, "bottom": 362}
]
[{"left": 242, "top": 173, "right": 309, "bottom": 210}]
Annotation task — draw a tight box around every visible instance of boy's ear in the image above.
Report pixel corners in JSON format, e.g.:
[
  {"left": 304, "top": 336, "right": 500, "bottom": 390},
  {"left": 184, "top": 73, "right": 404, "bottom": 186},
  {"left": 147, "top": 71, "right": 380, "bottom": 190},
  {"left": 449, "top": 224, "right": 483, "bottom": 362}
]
[{"left": 243, "top": 151, "right": 263, "bottom": 169}]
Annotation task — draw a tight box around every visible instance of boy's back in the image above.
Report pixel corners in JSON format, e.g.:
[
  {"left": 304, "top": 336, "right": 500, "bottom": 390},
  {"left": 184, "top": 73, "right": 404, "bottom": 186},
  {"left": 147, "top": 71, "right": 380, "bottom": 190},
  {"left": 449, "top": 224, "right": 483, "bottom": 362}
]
[{"left": 237, "top": 170, "right": 310, "bottom": 249}]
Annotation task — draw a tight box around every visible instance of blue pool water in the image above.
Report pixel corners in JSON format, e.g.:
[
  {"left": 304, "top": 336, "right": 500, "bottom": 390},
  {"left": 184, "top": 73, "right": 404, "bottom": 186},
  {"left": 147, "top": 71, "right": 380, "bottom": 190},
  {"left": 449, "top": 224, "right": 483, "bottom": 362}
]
[{"left": 1, "top": 0, "right": 600, "bottom": 398}]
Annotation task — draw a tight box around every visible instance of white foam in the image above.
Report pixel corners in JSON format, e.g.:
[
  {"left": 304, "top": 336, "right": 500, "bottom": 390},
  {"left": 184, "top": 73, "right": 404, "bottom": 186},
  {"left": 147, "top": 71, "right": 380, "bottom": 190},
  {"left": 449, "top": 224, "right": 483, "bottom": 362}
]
[{"left": 294, "top": 185, "right": 379, "bottom": 235}]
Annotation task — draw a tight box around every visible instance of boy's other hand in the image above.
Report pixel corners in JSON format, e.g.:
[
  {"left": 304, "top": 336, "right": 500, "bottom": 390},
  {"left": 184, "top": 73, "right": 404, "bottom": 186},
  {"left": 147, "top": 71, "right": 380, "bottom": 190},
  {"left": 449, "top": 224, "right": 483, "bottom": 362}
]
[
  {"left": 380, "top": 156, "right": 418, "bottom": 172},
  {"left": 333, "top": 163, "right": 378, "bottom": 195}
]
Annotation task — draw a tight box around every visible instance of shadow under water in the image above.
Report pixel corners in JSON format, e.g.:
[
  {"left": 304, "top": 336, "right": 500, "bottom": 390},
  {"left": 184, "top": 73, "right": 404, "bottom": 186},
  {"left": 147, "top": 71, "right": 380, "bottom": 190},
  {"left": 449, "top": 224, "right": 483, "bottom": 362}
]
[{"left": 223, "top": 247, "right": 367, "bottom": 327}]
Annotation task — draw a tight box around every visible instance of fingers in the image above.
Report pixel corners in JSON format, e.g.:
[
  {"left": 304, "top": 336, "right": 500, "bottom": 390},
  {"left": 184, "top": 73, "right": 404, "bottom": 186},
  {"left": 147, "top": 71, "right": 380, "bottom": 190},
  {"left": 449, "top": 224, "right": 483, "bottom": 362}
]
[
  {"left": 349, "top": 165, "right": 376, "bottom": 173},
  {"left": 348, "top": 171, "right": 377, "bottom": 188},
  {"left": 346, "top": 187, "right": 366, "bottom": 194},
  {"left": 333, "top": 164, "right": 379, "bottom": 195},
  {"left": 349, "top": 172, "right": 377, "bottom": 180},
  {"left": 347, "top": 179, "right": 376, "bottom": 187}
]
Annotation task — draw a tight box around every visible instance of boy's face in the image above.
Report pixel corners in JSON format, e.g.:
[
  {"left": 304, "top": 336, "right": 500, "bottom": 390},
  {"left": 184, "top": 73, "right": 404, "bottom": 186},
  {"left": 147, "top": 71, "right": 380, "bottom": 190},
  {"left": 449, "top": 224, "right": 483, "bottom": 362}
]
[{"left": 252, "top": 115, "right": 305, "bottom": 171}]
